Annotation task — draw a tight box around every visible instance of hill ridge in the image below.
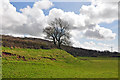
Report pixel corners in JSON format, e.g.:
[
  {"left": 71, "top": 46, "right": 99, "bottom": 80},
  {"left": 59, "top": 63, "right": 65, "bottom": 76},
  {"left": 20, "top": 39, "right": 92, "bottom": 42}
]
[{"left": 1, "top": 35, "right": 119, "bottom": 57}]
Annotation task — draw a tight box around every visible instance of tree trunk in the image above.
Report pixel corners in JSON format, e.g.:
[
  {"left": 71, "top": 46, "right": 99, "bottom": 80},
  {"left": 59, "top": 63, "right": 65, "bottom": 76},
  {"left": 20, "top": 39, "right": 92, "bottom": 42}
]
[
  {"left": 58, "top": 42, "right": 60, "bottom": 49},
  {"left": 53, "top": 37, "right": 56, "bottom": 45},
  {"left": 57, "top": 38, "right": 61, "bottom": 49}
]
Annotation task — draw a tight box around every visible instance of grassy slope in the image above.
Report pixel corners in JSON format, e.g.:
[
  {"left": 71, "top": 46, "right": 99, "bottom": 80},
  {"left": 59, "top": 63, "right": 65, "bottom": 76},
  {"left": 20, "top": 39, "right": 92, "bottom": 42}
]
[{"left": 2, "top": 47, "right": 118, "bottom": 78}]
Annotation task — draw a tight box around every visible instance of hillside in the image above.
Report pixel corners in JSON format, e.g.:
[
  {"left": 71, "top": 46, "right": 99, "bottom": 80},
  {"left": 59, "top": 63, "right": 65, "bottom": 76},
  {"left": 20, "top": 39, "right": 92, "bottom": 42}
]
[
  {"left": 2, "top": 47, "right": 77, "bottom": 63},
  {"left": 2, "top": 47, "right": 118, "bottom": 78},
  {"left": 1, "top": 35, "right": 118, "bottom": 78},
  {"left": 1, "top": 35, "right": 119, "bottom": 57}
]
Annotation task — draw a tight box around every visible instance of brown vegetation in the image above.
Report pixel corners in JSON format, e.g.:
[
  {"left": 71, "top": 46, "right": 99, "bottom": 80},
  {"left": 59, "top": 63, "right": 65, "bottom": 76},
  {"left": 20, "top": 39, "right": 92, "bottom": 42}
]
[
  {"left": 2, "top": 52, "right": 56, "bottom": 61},
  {"left": 1, "top": 35, "right": 120, "bottom": 57}
]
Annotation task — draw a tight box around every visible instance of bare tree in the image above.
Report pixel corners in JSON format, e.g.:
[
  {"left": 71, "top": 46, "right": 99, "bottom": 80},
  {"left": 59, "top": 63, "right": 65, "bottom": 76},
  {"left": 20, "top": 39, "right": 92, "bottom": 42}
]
[{"left": 43, "top": 18, "right": 71, "bottom": 48}]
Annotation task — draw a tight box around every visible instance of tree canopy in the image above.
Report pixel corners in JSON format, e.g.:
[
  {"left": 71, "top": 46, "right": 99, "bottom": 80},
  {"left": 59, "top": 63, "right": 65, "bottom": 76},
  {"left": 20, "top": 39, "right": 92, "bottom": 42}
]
[{"left": 43, "top": 18, "right": 71, "bottom": 48}]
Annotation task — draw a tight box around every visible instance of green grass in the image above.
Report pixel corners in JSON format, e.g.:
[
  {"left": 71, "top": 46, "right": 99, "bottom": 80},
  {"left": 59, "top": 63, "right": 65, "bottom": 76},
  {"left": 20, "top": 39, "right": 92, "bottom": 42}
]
[
  {"left": 2, "top": 47, "right": 118, "bottom": 78},
  {"left": 2, "top": 47, "right": 77, "bottom": 63}
]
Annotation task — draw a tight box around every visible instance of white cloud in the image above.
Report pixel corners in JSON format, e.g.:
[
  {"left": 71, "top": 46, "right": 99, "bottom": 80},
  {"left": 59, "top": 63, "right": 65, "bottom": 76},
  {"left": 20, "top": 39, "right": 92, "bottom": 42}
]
[
  {"left": 18, "top": 0, "right": 54, "bottom": 36},
  {"left": 70, "top": 30, "right": 83, "bottom": 41},
  {"left": 47, "top": 8, "right": 96, "bottom": 30},
  {"left": 72, "top": 38, "right": 118, "bottom": 52},
  {"left": 1, "top": 0, "right": 118, "bottom": 51},
  {"left": 46, "top": 5, "right": 117, "bottom": 40},
  {"left": 1, "top": 0, "right": 27, "bottom": 35},
  {"left": 80, "top": 1, "right": 118, "bottom": 24},
  {"left": 83, "top": 25, "right": 116, "bottom": 40},
  {"left": 19, "top": 6, "right": 46, "bottom": 36},
  {"left": 1, "top": 0, "right": 117, "bottom": 40},
  {"left": 1, "top": 0, "right": 53, "bottom": 36},
  {"left": 33, "top": 0, "right": 53, "bottom": 10},
  {"left": 1, "top": 0, "right": 27, "bottom": 29}
]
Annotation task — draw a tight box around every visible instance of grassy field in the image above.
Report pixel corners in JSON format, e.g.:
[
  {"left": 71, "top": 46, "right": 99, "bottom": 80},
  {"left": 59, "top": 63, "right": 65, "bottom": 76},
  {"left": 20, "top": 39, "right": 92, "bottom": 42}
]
[{"left": 2, "top": 47, "right": 118, "bottom": 78}]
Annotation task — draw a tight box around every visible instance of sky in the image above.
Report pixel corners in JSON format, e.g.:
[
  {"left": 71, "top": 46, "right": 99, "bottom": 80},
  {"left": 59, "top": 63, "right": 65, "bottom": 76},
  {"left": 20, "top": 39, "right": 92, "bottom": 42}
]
[{"left": 0, "top": 0, "right": 119, "bottom": 52}]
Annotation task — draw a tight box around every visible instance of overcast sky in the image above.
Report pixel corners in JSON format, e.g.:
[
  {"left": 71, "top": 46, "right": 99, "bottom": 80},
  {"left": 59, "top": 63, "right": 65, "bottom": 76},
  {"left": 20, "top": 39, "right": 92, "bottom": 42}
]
[{"left": 0, "top": 0, "right": 119, "bottom": 51}]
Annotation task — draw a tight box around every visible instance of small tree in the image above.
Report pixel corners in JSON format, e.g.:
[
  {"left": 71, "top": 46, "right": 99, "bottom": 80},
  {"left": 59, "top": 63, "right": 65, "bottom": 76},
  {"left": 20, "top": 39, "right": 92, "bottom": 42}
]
[{"left": 43, "top": 18, "right": 71, "bottom": 48}]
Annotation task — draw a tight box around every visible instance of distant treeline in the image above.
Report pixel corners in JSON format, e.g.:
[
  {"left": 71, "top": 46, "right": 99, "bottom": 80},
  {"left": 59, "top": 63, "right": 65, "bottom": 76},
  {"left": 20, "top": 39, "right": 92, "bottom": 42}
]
[{"left": 1, "top": 35, "right": 120, "bottom": 57}]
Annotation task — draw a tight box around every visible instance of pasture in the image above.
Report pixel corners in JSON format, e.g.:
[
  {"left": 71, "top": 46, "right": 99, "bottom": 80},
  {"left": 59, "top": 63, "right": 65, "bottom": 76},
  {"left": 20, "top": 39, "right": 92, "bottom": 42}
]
[{"left": 2, "top": 47, "right": 118, "bottom": 78}]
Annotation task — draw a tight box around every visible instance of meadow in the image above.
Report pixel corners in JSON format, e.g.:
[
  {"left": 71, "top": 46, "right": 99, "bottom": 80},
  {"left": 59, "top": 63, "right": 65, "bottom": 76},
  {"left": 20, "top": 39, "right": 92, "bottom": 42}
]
[{"left": 2, "top": 47, "right": 118, "bottom": 78}]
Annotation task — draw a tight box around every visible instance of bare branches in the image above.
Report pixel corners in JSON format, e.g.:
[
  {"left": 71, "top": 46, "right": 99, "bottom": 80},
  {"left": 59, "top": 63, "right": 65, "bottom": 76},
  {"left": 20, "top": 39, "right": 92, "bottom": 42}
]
[{"left": 43, "top": 18, "right": 71, "bottom": 48}]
